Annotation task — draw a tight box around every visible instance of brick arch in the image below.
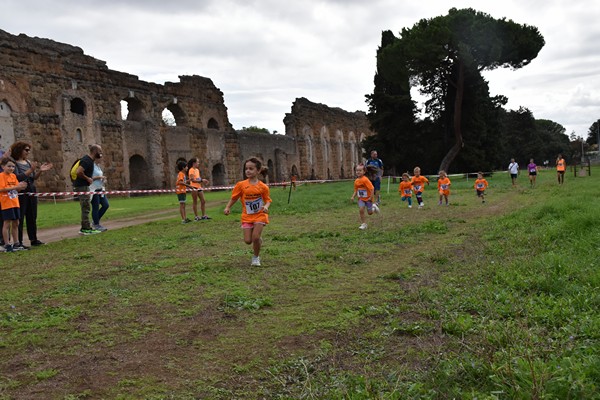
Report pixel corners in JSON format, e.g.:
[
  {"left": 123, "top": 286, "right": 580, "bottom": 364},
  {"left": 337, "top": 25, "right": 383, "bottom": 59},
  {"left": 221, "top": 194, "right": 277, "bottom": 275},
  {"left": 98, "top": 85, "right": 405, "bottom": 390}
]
[{"left": 320, "top": 125, "right": 330, "bottom": 179}]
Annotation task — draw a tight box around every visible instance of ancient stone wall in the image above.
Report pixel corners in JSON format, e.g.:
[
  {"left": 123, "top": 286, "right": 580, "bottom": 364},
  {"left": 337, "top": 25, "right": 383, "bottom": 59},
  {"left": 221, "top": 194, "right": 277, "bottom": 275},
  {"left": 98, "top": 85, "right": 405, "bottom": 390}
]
[{"left": 0, "top": 29, "right": 373, "bottom": 193}]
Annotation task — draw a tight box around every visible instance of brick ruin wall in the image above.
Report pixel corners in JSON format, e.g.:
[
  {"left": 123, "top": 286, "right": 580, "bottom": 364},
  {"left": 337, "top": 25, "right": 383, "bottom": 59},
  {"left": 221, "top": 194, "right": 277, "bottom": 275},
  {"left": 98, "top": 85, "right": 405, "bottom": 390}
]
[{"left": 0, "top": 29, "right": 373, "bottom": 193}]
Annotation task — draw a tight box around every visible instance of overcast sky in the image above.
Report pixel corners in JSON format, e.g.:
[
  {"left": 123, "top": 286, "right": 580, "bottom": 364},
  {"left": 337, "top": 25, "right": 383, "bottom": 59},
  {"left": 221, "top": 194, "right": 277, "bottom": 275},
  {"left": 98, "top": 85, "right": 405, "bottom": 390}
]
[{"left": 2, "top": 0, "right": 600, "bottom": 139}]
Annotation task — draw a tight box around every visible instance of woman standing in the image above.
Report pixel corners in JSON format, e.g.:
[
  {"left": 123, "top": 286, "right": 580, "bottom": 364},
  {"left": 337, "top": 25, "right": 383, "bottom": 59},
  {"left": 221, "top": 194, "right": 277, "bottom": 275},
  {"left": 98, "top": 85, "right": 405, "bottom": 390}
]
[
  {"left": 10, "top": 141, "right": 53, "bottom": 248},
  {"left": 90, "top": 155, "right": 109, "bottom": 231}
]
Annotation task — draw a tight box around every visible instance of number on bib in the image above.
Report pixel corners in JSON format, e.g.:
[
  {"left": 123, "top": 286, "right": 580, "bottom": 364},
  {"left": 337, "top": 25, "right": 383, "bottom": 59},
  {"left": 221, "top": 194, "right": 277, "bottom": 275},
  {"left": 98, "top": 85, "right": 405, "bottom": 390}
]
[{"left": 245, "top": 198, "right": 264, "bottom": 214}]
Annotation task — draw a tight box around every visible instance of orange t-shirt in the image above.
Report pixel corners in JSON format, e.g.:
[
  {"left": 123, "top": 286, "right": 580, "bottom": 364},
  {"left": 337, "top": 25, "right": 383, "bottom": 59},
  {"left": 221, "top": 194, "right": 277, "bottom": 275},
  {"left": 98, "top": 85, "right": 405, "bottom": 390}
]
[
  {"left": 230, "top": 179, "right": 272, "bottom": 224},
  {"left": 556, "top": 159, "right": 566, "bottom": 172},
  {"left": 0, "top": 172, "right": 21, "bottom": 210},
  {"left": 474, "top": 178, "right": 488, "bottom": 191},
  {"left": 176, "top": 171, "right": 187, "bottom": 194},
  {"left": 411, "top": 175, "right": 429, "bottom": 193},
  {"left": 188, "top": 167, "right": 202, "bottom": 189},
  {"left": 353, "top": 176, "right": 374, "bottom": 201},
  {"left": 399, "top": 181, "right": 413, "bottom": 198},
  {"left": 438, "top": 177, "right": 451, "bottom": 195}
]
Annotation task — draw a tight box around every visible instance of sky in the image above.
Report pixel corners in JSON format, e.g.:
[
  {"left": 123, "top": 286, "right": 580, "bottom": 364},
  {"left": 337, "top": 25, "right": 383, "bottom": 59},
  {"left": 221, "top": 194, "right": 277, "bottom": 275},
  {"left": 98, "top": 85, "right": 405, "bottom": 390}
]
[{"left": 2, "top": 0, "right": 600, "bottom": 139}]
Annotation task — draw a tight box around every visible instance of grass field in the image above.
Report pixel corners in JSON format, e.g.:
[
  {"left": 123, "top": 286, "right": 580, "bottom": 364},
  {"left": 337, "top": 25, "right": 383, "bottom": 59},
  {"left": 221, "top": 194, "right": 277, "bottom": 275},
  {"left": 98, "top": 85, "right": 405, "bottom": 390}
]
[{"left": 1, "top": 169, "right": 599, "bottom": 399}]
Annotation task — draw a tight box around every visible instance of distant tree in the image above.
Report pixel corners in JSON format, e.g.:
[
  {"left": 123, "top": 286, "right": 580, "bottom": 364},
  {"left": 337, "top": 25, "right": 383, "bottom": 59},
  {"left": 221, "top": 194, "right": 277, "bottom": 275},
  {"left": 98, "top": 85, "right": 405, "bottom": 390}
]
[
  {"left": 364, "top": 30, "right": 417, "bottom": 176},
  {"left": 242, "top": 126, "right": 270, "bottom": 134},
  {"left": 375, "top": 8, "right": 545, "bottom": 172},
  {"left": 586, "top": 120, "right": 600, "bottom": 147}
]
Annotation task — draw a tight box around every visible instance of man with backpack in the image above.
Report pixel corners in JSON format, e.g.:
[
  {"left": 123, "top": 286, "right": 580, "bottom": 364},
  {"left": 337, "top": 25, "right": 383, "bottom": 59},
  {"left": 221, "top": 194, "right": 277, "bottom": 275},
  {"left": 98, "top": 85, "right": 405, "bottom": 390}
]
[{"left": 72, "top": 144, "right": 103, "bottom": 235}]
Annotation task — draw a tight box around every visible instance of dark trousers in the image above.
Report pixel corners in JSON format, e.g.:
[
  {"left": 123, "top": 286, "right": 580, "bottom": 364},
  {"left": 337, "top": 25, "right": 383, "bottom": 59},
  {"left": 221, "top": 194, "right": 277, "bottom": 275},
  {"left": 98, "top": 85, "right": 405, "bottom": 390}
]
[
  {"left": 18, "top": 193, "right": 38, "bottom": 244},
  {"left": 91, "top": 193, "right": 109, "bottom": 225}
]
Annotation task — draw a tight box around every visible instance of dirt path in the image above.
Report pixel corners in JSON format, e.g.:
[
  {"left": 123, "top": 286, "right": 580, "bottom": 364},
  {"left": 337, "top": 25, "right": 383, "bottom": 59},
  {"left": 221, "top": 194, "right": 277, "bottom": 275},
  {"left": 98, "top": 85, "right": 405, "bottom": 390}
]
[{"left": 37, "top": 199, "right": 227, "bottom": 244}]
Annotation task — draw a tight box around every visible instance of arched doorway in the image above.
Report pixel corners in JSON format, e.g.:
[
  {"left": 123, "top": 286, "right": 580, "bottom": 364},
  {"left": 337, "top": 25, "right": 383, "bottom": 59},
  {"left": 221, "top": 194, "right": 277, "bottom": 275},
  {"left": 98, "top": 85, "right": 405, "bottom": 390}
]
[
  {"left": 211, "top": 163, "right": 226, "bottom": 187},
  {"left": 129, "top": 155, "right": 153, "bottom": 189}
]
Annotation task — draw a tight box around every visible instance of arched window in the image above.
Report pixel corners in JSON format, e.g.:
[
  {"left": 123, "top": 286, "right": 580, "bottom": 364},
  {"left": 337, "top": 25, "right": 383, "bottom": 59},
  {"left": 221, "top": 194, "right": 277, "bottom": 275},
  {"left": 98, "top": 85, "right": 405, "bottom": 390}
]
[
  {"left": 75, "top": 128, "right": 83, "bottom": 142},
  {"left": 207, "top": 118, "right": 219, "bottom": 130},
  {"left": 121, "top": 97, "right": 145, "bottom": 121},
  {"left": 70, "top": 98, "right": 86, "bottom": 115}
]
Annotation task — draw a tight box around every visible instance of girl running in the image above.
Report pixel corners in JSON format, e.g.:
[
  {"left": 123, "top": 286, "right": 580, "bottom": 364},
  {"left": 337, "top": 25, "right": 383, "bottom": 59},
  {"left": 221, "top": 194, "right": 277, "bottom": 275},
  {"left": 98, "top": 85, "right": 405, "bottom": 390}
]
[
  {"left": 224, "top": 157, "right": 272, "bottom": 266},
  {"left": 350, "top": 163, "right": 377, "bottom": 230},
  {"left": 437, "top": 170, "right": 451, "bottom": 206}
]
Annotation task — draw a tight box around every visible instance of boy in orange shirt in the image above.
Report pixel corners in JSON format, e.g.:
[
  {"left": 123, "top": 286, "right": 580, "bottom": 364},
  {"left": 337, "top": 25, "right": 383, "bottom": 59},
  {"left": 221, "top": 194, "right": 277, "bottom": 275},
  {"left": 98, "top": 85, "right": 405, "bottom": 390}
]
[
  {"left": 224, "top": 157, "right": 272, "bottom": 267},
  {"left": 0, "top": 158, "right": 27, "bottom": 252},
  {"left": 474, "top": 172, "right": 489, "bottom": 204},
  {"left": 437, "top": 170, "right": 451, "bottom": 206},
  {"left": 411, "top": 166, "right": 429, "bottom": 209},
  {"left": 351, "top": 163, "right": 377, "bottom": 230},
  {"left": 176, "top": 160, "right": 194, "bottom": 224},
  {"left": 398, "top": 172, "right": 413, "bottom": 208}
]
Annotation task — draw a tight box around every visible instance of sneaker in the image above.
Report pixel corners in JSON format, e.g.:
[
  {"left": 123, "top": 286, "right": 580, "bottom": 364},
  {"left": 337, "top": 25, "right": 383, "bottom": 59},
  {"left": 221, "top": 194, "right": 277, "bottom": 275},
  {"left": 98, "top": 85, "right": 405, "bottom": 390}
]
[
  {"left": 372, "top": 204, "right": 380, "bottom": 214},
  {"left": 30, "top": 240, "right": 45, "bottom": 246},
  {"left": 408, "top": 205, "right": 412, "bottom": 208},
  {"left": 359, "top": 223, "right": 368, "bottom": 230},
  {"left": 194, "top": 216, "right": 201, "bottom": 221},
  {"left": 13, "top": 244, "right": 29, "bottom": 251},
  {"left": 201, "top": 215, "right": 211, "bottom": 220},
  {"left": 438, "top": 201, "right": 442, "bottom": 205},
  {"left": 79, "top": 229, "right": 101, "bottom": 235},
  {"left": 182, "top": 218, "right": 192, "bottom": 224},
  {"left": 4, "top": 244, "right": 14, "bottom": 252},
  {"left": 251, "top": 256, "right": 261, "bottom": 266},
  {"left": 92, "top": 224, "right": 108, "bottom": 232}
]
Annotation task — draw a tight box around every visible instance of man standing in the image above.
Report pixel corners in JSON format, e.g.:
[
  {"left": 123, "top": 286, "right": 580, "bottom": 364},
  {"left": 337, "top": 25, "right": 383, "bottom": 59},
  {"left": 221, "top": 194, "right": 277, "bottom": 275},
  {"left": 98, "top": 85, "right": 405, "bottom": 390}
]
[
  {"left": 556, "top": 154, "right": 566, "bottom": 185},
  {"left": 365, "top": 150, "right": 384, "bottom": 205},
  {"left": 508, "top": 158, "right": 519, "bottom": 186},
  {"left": 73, "top": 144, "right": 103, "bottom": 235}
]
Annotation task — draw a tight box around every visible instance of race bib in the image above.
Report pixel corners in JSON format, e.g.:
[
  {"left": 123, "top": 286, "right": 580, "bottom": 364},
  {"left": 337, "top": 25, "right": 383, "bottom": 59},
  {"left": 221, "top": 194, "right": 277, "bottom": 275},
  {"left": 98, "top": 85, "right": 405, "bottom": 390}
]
[
  {"left": 530, "top": 168, "right": 536, "bottom": 173},
  {"left": 414, "top": 185, "right": 422, "bottom": 191},
  {"left": 404, "top": 189, "right": 412, "bottom": 195},
  {"left": 441, "top": 184, "right": 448, "bottom": 190},
  {"left": 357, "top": 189, "right": 368, "bottom": 198},
  {"left": 245, "top": 198, "right": 264, "bottom": 214},
  {"left": 8, "top": 190, "right": 18, "bottom": 199},
  {"left": 476, "top": 183, "right": 484, "bottom": 189}
]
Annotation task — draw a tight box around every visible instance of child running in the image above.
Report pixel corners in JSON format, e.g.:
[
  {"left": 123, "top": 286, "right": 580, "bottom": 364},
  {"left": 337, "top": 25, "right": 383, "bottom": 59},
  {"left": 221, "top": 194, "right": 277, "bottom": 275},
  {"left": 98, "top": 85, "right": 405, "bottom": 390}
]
[
  {"left": 350, "top": 163, "right": 378, "bottom": 230},
  {"left": 0, "top": 158, "right": 27, "bottom": 252},
  {"left": 474, "top": 172, "right": 489, "bottom": 204},
  {"left": 411, "top": 167, "right": 429, "bottom": 208},
  {"left": 176, "top": 160, "right": 194, "bottom": 224},
  {"left": 188, "top": 157, "right": 210, "bottom": 221},
  {"left": 224, "top": 157, "right": 272, "bottom": 267},
  {"left": 437, "top": 170, "right": 451, "bottom": 206},
  {"left": 398, "top": 172, "right": 413, "bottom": 208}
]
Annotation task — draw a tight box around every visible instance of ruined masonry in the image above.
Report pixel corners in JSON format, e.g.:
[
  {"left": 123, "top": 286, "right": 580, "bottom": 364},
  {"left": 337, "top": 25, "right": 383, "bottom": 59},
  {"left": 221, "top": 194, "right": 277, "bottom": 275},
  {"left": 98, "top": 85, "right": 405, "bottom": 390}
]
[{"left": 0, "top": 29, "right": 373, "bottom": 193}]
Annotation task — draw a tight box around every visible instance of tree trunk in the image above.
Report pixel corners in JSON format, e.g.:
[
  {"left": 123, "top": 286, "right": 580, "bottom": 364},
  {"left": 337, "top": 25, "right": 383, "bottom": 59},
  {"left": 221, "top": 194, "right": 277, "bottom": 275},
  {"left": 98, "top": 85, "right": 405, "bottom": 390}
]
[{"left": 439, "top": 61, "right": 465, "bottom": 173}]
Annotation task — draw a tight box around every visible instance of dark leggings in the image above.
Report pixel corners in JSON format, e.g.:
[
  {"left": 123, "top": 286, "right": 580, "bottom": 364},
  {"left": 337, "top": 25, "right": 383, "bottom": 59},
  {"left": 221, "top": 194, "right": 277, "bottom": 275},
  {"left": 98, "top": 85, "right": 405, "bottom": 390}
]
[{"left": 18, "top": 193, "right": 38, "bottom": 244}]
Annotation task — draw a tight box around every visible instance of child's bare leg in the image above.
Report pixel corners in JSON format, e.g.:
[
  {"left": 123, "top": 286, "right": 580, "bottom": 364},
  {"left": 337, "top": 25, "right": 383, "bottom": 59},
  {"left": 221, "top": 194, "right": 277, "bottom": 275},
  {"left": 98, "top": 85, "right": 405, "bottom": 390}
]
[
  {"left": 359, "top": 206, "right": 366, "bottom": 223},
  {"left": 251, "top": 224, "right": 264, "bottom": 256},
  {"left": 179, "top": 203, "right": 186, "bottom": 220},
  {"left": 199, "top": 191, "right": 207, "bottom": 216},
  {"left": 2, "top": 221, "right": 10, "bottom": 245},
  {"left": 191, "top": 192, "right": 199, "bottom": 217},
  {"left": 11, "top": 221, "right": 19, "bottom": 243}
]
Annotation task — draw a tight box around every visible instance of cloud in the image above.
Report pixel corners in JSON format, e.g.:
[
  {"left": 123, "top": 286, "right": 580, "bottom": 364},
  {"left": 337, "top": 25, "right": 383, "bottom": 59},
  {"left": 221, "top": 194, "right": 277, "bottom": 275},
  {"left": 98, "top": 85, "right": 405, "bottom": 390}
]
[{"left": 1, "top": 0, "right": 600, "bottom": 136}]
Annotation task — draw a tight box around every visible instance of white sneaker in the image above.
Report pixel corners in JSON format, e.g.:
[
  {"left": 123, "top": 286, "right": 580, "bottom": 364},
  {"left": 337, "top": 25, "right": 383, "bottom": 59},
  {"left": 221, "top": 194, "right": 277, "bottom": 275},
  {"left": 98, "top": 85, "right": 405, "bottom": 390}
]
[
  {"left": 419, "top": 203, "right": 424, "bottom": 208},
  {"left": 408, "top": 205, "right": 412, "bottom": 208},
  {"left": 251, "top": 256, "right": 261, "bottom": 266},
  {"left": 359, "top": 223, "right": 368, "bottom": 230},
  {"left": 372, "top": 204, "right": 380, "bottom": 214}
]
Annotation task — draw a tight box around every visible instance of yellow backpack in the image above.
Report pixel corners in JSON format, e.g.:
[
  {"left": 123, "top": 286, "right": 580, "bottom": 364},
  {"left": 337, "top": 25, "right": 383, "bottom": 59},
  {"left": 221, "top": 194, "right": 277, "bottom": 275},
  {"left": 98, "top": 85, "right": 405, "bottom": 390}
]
[{"left": 70, "top": 159, "right": 81, "bottom": 182}]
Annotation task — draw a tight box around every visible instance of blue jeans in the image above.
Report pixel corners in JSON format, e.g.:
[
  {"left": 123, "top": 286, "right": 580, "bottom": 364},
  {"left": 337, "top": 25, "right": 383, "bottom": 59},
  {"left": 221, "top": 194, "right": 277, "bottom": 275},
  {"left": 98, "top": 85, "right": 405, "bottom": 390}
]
[{"left": 91, "top": 192, "right": 109, "bottom": 225}]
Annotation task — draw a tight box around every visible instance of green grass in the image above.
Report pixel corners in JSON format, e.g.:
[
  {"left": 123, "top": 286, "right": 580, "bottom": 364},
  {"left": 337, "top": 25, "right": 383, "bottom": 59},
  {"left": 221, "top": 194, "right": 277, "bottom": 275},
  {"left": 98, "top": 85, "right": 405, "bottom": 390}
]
[{"left": 1, "top": 169, "right": 599, "bottom": 398}]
